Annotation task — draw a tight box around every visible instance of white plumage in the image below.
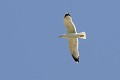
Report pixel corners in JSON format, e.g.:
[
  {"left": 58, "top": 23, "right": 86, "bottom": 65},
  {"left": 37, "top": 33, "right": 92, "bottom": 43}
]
[{"left": 59, "top": 12, "right": 86, "bottom": 63}]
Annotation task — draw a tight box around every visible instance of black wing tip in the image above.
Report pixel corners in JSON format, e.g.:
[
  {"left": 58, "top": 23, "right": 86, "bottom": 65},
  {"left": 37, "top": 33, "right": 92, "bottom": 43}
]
[
  {"left": 72, "top": 55, "right": 79, "bottom": 63},
  {"left": 64, "top": 12, "right": 71, "bottom": 18}
]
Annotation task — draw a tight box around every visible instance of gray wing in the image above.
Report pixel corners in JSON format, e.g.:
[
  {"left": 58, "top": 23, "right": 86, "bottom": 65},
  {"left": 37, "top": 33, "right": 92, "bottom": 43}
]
[
  {"left": 64, "top": 13, "right": 77, "bottom": 33},
  {"left": 68, "top": 38, "right": 79, "bottom": 63}
]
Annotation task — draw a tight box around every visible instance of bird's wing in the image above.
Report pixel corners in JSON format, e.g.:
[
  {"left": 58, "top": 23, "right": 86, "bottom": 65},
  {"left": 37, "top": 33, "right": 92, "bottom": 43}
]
[
  {"left": 64, "top": 13, "right": 77, "bottom": 33},
  {"left": 68, "top": 38, "right": 79, "bottom": 63}
]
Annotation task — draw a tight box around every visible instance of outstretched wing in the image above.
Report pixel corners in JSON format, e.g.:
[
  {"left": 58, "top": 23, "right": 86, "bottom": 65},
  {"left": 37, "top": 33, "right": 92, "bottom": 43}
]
[
  {"left": 68, "top": 38, "right": 79, "bottom": 63},
  {"left": 64, "top": 13, "right": 77, "bottom": 33}
]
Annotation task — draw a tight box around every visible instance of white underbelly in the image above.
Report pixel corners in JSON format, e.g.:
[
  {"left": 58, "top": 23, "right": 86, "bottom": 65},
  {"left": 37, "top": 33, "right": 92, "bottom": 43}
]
[{"left": 64, "top": 33, "right": 79, "bottom": 38}]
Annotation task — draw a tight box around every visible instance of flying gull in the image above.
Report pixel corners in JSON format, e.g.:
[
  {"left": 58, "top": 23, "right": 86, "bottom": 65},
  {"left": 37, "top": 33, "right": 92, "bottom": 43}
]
[{"left": 59, "top": 12, "right": 86, "bottom": 63}]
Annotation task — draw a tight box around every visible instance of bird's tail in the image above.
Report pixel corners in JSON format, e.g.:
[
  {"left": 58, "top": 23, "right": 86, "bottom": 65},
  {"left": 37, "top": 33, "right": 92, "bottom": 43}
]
[{"left": 78, "top": 32, "right": 86, "bottom": 39}]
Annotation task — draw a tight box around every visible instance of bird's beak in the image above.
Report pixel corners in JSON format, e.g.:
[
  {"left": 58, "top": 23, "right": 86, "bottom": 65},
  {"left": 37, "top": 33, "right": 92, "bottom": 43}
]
[
  {"left": 58, "top": 35, "right": 63, "bottom": 38},
  {"left": 58, "top": 36, "right": 61, "bottom": 38}
]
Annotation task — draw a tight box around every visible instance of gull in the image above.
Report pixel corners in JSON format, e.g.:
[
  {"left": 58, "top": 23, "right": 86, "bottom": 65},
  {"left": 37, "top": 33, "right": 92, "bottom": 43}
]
[{"left": 59, "top": 12, "right": 86, "bottom": 63}]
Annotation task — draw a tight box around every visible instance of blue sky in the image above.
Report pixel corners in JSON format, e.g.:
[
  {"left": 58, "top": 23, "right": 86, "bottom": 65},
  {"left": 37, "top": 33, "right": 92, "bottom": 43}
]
[{"left": 0, "top": 0, "right": 120, "bottom": 80}]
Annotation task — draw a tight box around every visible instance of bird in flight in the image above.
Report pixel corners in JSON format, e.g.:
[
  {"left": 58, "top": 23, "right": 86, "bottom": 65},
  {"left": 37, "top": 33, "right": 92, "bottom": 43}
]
[{"left": 59, "top": 12, "right": 86, "bottom": 63}]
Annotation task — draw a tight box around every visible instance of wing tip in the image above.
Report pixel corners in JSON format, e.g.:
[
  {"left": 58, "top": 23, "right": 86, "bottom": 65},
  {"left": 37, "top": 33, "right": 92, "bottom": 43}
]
[
  {"left": 72, "top": 55, "right": 79, "bottom": 63},
  {"left": 64, "top": 12, "right": 71, "bottom": 18},
  {"left": 76, "top": 62, "right": 79, "bottom": 64}
]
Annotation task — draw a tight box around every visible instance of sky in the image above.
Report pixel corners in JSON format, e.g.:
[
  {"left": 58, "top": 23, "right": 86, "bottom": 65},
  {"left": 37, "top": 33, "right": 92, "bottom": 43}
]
[{"left": 0, "top": 0, "right": 120, "bottom": 80}]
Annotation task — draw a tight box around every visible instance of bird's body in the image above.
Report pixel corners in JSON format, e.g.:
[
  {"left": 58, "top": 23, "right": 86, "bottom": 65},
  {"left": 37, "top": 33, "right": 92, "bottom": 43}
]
[
  {"left": 59, "top": 32, "right": 86, "bottom": 39},
  {"left": 59, "top": 13, "right": 86, "bottom": 63}
]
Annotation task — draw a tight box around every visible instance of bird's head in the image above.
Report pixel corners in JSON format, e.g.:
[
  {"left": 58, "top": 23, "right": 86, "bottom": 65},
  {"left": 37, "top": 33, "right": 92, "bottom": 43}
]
[{"left": 58, "top": 34, "right": 65, "bottom": 38}]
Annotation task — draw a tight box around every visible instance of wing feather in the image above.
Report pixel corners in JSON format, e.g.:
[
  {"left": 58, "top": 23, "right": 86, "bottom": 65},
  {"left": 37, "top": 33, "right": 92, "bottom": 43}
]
[
  {"left": 68, "top": 38, "right": 79, "bottom": 63},
  {"left": 64, "top": 14, "right": 77, "bottom": 33}
]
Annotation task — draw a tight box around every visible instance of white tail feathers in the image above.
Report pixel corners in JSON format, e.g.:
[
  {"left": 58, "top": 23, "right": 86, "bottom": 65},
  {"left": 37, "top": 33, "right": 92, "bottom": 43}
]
[{"left": 79, "top": 32, "right": 86, "bottom": 39}]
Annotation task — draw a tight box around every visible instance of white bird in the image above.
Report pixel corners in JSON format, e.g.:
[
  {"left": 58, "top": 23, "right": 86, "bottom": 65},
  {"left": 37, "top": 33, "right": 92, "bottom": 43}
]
[{"left": 59, "top": 12, "right": 86, "bottom": 63}]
